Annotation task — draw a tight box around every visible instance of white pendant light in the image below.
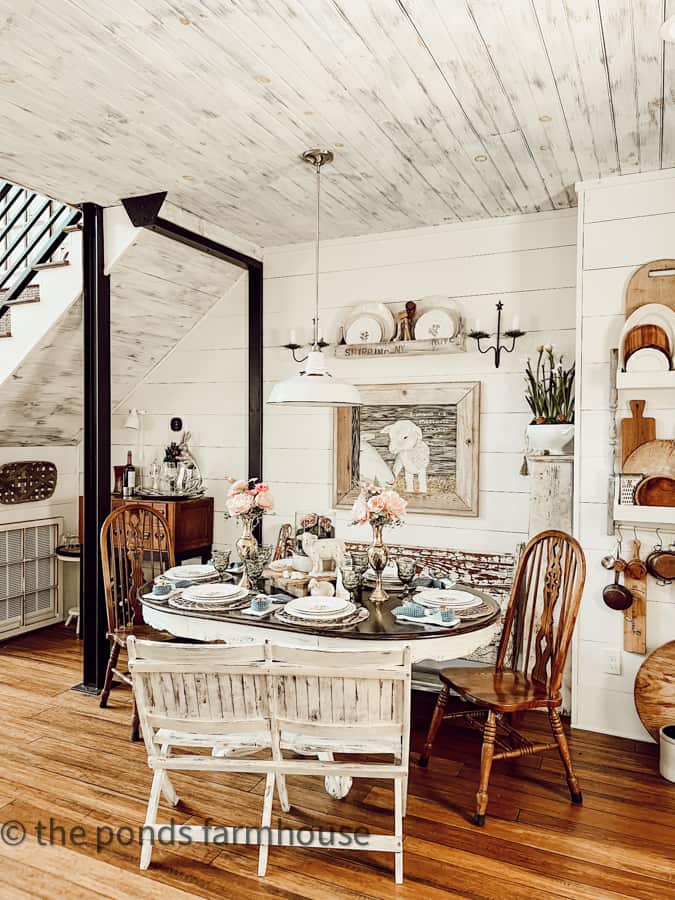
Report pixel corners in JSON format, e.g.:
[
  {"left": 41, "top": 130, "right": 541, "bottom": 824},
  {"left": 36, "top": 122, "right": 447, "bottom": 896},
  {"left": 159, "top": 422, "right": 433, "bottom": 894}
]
[
  {"left": 267, "top": 149, "right": 361, "bottom": 408},
  {"left": 661, "top": 15, "right": 675, "bottom": 42}
]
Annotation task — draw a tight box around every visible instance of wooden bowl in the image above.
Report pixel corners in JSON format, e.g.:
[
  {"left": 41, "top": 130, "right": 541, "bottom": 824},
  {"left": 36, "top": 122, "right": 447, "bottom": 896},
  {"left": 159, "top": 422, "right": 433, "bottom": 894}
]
[
  {"left": 623, "top": 324, "right": 672, "bottom": 368},
  {"left": 635, "top": 475, "right": 675, "bottom": 507}
]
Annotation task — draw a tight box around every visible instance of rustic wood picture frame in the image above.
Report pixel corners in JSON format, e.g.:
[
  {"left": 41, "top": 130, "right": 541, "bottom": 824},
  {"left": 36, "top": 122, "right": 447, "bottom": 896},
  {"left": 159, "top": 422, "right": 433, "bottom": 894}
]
[{"left": 334, "top": 381, "right": 480, "bottom": 517}]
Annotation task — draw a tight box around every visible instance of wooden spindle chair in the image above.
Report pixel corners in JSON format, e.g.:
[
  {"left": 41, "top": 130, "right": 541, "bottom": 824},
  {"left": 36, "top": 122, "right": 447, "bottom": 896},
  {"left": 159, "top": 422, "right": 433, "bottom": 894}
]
[
  {"left": 418, "top": 529, "right": 586, "bottom": 825},
  {"left": 99, "top": 504, "right": 175, "bottom": 740}
]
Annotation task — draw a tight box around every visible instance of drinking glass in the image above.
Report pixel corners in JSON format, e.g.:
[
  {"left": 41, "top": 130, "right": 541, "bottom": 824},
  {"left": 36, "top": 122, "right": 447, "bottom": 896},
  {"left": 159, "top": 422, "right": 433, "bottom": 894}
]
[
  {"left": 255, "top": 544, "right": 273, "bottom": 567},
  {"left": 211, "top": 549, "right": 231, "bottom": 580},
  {"left": 396, "top": 557, "right": 417, "bottom": 596},
  {"left": 350, "top": 550, "right": 369, "bottom": 577},
  {"left": 340, "top": 565, "right": 361, "bottom": 602},
  {"left": 244, "top": 557, "right": 264, "bottom": 590}
]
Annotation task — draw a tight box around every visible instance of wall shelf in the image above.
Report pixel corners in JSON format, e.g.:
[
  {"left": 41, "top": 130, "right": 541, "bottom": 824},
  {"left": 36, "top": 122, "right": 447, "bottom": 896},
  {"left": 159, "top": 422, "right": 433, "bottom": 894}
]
[
  {"left": 613, "top": 503, "right": 675, "bottom": 528},
  {"left": 334, "top": 336, "right": 465, "bottom": 359},
  {"left": 616, "top": 370, "right": 675, "bottom": 390}
]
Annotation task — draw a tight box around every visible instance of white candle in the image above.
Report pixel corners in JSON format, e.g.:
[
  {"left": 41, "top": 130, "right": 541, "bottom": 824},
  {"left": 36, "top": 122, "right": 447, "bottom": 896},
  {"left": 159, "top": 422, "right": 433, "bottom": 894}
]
[
  {"left": 289, "top": 329, "right": 298, "bottom": 345},
  {"left": 511, "top": 315, "right": 520, "bottom": 331},
  {"left": 474, "top": 318, "right": 481, "bottom": 332}
]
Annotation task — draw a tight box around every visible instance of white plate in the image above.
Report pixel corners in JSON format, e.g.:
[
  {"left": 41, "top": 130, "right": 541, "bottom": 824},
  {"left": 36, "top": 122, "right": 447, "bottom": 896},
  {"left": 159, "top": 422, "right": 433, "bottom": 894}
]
[
  {"left": 182, "top": 583, "right": 247, "bottom": 602},
  {"left": 345, "top": 315, "right": 382, "bottom": 345},
  {"left": 415, "top": 308, "right": 456, "bottom": 340},
  {"left": 286, "top": 596, "right": 353, "bottom": 618},
  {"left": 344, "top": 303, "right": 396, "bottom": 342},
  {"left": 164, "top": 564, "right": 217, "bottom": 580},
  {"left": 416, "top": 589, "right": 482, "bottom": 609},
  {"left": 414, "top": 297, "right": 461, "bottom": 337},
  {"left": 625, "top": 347, "right": 671, "bottom": 372},
  {"left": 619, "top": 303, "right": 675, "bottom": 368}
]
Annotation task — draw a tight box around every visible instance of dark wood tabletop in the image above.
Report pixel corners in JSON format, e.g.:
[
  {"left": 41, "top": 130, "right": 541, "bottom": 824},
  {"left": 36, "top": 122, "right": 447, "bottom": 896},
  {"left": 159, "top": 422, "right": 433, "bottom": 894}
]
[{"left": 140, "top": 582, "right": 501, "bottom": 642}]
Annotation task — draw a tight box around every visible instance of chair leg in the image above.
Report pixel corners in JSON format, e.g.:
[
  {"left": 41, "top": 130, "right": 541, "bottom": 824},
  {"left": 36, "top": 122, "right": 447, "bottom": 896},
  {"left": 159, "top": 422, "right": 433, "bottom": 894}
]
[
  {"left": 99, "top": 641, "right": 120, "bottom": 708},
  {"left": 473, "top": 710, "right": 497, "bottom": 826},
  {"left": 276, "top": 773, "right": 290, "bottom": 813},
  {"left": 401, "top": 773, "right": 408, "bottom": 817},
  {"left": 258, "top": 772, "right": 275, "bottom": 877},
  {"left": 140, "top": 770, "right": 163, "bottom": 870},
  {"left": 549, "top": 708, "right": 583, "bottom": 804},
  {"left": 418, "top": 684, "right": 449, "bottom": 767},
  {"left": 131, "top": 697, "right": 141, "bottom": 742},
  {"left": 394, "top": 777, "right": 404, "bottom": 884}
]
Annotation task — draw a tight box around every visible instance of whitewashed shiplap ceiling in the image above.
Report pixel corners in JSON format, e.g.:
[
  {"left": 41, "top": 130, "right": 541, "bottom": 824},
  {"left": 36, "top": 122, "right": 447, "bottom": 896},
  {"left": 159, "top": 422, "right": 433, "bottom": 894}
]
[
  {"left": 0, "top": 231, "right": 242, "bottom": 445},
  {"left": 0, "top": 0, "right": 673, "bottom": 244}
]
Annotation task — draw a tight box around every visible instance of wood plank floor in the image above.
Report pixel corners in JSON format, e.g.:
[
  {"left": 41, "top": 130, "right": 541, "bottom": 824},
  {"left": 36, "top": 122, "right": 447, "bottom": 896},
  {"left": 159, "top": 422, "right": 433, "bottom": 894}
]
[{"left": 0, "top": 626, "right": 672, "bottom": 899}]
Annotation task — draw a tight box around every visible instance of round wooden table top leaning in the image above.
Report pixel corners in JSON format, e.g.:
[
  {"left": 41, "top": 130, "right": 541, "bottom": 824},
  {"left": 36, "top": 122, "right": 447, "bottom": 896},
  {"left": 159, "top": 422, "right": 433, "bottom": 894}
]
[{"left": 140, "top": 581, "right": 501, "bottom": 662}]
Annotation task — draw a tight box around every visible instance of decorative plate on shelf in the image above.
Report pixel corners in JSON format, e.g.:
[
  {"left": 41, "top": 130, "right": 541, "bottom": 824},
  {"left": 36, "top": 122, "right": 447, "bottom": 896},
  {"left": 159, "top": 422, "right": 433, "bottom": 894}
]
[
  {"left": 344, "top": 303, "right": 396, "bottom": 343},
  {"left": 345, "top": 315, "right": 383, "bottom": 345},
  {"left": 414, "top": 297, "right": 461, "bottom": 336},
  {"left": 415, "top": 308, "right": 457, "bottom": 340}
]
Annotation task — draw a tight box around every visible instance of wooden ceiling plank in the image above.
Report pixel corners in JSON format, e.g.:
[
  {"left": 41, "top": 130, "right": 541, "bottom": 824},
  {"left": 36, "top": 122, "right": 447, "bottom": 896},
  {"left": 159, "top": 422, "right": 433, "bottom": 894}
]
[
  {"left": 597, "top": 0, "right": 664, "bottom": 174},
  {"left": 187, "top": 0, "right": 464, "bottom": 225},
  {"left": 532, "top": 0, "right": 620, "bottom": 180},
  {"left": 467, "top": 0, "right": 581, "bottom": 208},
  {"left": 402, "top": 0, "right": 554, "bottom": 213}
]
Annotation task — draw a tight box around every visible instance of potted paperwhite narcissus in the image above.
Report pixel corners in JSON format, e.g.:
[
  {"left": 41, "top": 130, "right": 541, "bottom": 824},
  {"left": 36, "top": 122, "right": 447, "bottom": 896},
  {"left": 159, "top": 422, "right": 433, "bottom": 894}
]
[{"left": 524, "top": 345, "right": 575, "bottom": 455}]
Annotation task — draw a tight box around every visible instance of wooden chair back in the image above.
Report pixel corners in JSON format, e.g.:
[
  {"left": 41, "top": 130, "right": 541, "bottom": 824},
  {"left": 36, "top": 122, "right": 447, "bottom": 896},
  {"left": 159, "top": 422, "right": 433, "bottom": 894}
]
[
  {"left": 128, "top": 640, "right": 272, "bottom": 748},
  {"left": 271, "top": 645, "right": 412, "bottom": 758},
  {"left": 495, "top": 530, "right": 586, "bottom": 697},
  {"left": 100, "top": 504, "right": 175, "bottom": 632}
]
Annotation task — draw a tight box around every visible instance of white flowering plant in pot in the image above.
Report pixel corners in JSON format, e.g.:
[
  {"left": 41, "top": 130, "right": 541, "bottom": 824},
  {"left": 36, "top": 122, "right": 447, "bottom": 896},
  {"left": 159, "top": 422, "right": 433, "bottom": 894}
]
[{"left": 524, "top": 345, "right": 575, "bottom": 455}]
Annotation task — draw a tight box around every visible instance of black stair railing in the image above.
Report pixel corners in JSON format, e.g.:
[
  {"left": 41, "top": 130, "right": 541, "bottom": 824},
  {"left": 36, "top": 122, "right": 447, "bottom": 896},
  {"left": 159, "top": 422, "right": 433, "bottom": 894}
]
[{"left": 0, "top": 178, "right": 81, "bottom": 306}]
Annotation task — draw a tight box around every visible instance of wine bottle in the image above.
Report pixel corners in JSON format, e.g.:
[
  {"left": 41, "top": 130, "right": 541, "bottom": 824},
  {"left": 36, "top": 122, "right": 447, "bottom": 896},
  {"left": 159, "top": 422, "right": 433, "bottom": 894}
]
[{"left": 122, "top": 450, "right": 136, "bottom": 497}]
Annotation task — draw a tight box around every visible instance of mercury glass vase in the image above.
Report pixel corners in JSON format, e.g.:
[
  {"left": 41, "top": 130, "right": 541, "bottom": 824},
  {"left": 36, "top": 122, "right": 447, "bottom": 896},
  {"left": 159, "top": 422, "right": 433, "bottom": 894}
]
[
  {"left": 367, "top": 523, "right": 389, "bottom": 603},
  {"left": 236, "top": 517, "right": 258, "bottom": 590}
]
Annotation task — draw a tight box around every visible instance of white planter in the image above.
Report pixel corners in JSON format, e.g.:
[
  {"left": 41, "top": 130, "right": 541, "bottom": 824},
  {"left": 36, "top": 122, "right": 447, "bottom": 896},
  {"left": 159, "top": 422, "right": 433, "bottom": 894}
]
[
  {"left": 527, "top": 423, "right": 574, "bottom": 455},
  {"left": 660, "top": 725, "right": 675, "bottom": 782}
]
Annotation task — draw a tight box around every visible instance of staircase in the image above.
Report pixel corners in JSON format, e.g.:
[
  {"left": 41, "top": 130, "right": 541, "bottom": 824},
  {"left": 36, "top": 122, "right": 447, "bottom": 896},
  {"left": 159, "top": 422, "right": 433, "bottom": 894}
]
[{"left": 0, "top": 179, "right": 81, "bottom": 331}]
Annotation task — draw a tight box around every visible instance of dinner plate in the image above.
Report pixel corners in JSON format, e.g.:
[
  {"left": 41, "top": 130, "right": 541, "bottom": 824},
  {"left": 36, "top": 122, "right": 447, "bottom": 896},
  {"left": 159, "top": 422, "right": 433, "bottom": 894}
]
[
  {"left": 345, "top": 315, "right": 382, "bottom": 345},
  {"left": 416, "top": 589, "right": 482, "bottom": 609},
  {"left": 415, "top": 308, "right": 456, "bottom": 340},
  {"left": 164, "top": 564, "right": 217, "bottom": 581},
  {"left": 625, "top": 347, "right": 671, "bottom": 372},
  {"left": 274, "top": 606, "right": 368, "bottom": 629},
  {"left": 344, "top": 303, "right": 396, "bottom": 342},
  {"left": 414, "top": 297, "right": 461, "bottom": 337},
  {"left": 182, "top": 583, "right": 248, "bottom": 602},
  {"left": 286, "top": 596, "right": 354, "bottom": 618}
]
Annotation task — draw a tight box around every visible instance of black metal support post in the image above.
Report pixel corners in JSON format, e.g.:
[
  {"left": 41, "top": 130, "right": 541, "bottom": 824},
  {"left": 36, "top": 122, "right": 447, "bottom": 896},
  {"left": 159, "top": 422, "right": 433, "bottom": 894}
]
[{"left": 77, "top": 202, "right": 111, "bottom": 693}]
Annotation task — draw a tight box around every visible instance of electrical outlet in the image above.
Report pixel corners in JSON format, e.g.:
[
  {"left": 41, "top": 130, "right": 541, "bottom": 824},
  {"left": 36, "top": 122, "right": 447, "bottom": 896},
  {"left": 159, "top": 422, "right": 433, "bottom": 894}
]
[{"left": 602, "top": 648, "right": 622, "bottom": 676}]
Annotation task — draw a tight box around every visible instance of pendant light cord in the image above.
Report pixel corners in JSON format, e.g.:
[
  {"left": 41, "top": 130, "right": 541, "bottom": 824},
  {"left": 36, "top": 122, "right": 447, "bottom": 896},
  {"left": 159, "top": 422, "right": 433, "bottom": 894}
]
[{"left": 312, "top": 158, "right": 321, "bottom": 350}]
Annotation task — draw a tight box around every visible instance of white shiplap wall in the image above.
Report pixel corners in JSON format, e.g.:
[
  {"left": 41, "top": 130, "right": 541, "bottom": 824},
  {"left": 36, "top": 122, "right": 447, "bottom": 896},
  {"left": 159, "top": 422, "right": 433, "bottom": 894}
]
[
  {"left": 113, "top": 274, "right": 248, "bottom": 552},
  {"left": 262, "top": 210, "right": 577, "bottom": 553},
  {"left": 574, "top": 169, "right": 675, "bottom": 741}
]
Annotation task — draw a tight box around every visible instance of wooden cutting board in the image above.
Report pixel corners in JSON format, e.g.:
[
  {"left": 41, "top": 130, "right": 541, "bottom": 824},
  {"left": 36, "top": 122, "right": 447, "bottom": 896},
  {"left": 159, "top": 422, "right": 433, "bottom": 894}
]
[
  {"left": 621, "top": 400, "right": 656, "bottom": 466},
  {"left": 623, "top": 439, "right": 675, "bottom": 477},
  {"left": 623, "top": 540, "right": 647, "bottom": 656},
  {"left": 625, "top": 259, "right": 675, "bottom": 316},
  {"left": 634, "top": 640, "right": 675, "bottom": 740}
]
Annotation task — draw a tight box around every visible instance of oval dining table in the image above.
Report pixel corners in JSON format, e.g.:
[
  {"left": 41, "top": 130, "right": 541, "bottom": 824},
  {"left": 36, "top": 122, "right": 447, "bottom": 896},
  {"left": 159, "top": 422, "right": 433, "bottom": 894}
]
[{"left": 140, "top": 583, "right": 501, "bottom": 800}]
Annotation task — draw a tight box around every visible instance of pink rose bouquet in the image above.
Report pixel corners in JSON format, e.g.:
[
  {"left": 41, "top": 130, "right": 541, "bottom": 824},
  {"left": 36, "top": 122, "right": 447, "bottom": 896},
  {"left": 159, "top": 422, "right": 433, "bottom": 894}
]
[
  {"left": 224, "top": 476, "right": 274, "bottom": 523},
  {"left": 350, "top": 483, "right": 407, "bottom": 529}
]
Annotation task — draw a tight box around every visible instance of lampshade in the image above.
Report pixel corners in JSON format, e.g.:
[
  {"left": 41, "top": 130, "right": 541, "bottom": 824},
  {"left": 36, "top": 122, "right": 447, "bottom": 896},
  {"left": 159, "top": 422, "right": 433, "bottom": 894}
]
[
  {"left": 124, "top": 408, "right": 141, "bottom": 430},
  {"left": 661, "top": 15, "right": 675, "bottom": 41},
  {"left": 267, "top": 351, "right": 361, "bottom": 407}
]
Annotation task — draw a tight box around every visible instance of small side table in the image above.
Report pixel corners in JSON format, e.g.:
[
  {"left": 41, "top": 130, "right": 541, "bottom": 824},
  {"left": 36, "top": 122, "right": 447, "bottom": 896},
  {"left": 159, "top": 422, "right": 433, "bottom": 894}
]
[{"left": 56, "top": 543, "right": 82, "bottom": 636}]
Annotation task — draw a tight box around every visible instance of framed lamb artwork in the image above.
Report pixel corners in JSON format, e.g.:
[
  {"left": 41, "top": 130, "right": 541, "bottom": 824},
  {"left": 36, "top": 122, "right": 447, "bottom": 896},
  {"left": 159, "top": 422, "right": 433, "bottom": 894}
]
[{"left": 334, "top": 381, "right": 480, "bottom": 517}]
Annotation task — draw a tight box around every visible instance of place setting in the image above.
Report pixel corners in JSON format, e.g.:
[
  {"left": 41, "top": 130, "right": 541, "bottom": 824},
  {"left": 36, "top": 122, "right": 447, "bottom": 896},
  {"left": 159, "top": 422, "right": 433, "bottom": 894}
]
[
  {"left": 273, "top": 594, "right": 370, "bottom": 630},
  {"left": 167, "top": 581, "right": 251, "bottom": 612}
]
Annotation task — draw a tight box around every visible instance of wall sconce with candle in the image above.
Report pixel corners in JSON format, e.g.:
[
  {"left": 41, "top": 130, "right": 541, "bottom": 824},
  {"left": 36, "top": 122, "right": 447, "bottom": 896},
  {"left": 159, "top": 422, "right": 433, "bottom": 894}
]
[{"left": 468, "top": 301, "right": 526, "bottom": 368}]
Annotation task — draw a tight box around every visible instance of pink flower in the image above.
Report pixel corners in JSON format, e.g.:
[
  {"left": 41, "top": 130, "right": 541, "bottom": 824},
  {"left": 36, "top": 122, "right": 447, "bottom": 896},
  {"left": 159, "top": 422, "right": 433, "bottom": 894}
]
[
  {"left": 351, "top": 493, "right": 369, "bottom": 524},
  {"left": 255, "top": 491, "right": 274, "bottom": 510},
  {"left": 228, "top": 479, "right": 248, "bottom": 496},
  {"left": 254, "top": 482, "right": 270, "bottom": 493},
  {"left": 226, "top": 493, "right": 254, "bottom": 517},
  {"left": 367, "top": 495, "right": 386, "bottom": 514},
  {"left": 380, "top": 489, "right": 407, "bottom": 520}
]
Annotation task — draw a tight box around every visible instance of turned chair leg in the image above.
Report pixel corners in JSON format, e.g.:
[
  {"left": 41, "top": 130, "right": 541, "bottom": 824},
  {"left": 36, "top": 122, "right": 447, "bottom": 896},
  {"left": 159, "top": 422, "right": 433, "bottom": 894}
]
[
  {"left": 418, "top": 684, "right": 449, "bottom": 767},
  {"left": 99, "top": 641, "right": 120, "bottom": 708},
  {"left": 549, "top": 708, "right": 582, "bottom": 804},
  {"left": 473, "top": 710, "right": 497, "bottom": 826}
]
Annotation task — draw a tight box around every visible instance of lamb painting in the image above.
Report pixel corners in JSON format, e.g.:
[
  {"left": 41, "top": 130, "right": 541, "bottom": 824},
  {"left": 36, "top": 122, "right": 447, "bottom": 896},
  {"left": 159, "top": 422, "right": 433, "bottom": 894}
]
[{"left": 335, "top": 381, "right": 480, "bottom": 517}]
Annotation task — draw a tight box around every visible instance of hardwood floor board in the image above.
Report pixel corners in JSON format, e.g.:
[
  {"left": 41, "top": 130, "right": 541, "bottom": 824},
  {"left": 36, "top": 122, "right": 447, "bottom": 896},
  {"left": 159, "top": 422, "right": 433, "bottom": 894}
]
[
  {"left": 0, "top": 629, "right": 672, "bottom": 898},
  {"left": 367, "top": 788, "right": 674, "bottom": 896}
]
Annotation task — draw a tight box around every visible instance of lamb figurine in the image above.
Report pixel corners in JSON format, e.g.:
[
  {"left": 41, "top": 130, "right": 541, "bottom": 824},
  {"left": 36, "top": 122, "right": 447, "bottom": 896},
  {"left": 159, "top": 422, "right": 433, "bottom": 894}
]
[{"left": 381, "top": 419, "right": 430, "bottom": 494}]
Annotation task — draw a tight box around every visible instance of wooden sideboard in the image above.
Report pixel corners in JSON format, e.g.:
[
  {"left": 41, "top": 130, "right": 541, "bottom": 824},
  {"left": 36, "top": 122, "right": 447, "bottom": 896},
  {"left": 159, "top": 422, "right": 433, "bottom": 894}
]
[{"left": 111, "top": 496, "right": 214, "bottom": 564}]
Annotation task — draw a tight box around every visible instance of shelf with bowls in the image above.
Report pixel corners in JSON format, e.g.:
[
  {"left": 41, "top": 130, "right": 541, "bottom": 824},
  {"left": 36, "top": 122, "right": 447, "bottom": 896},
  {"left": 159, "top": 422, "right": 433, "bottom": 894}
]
[
  {"left": 613, "top": 503, "right": 675, "bottom": 528},
  {"left": 616, "top": 370, "right": 675, "bottom": 390}
]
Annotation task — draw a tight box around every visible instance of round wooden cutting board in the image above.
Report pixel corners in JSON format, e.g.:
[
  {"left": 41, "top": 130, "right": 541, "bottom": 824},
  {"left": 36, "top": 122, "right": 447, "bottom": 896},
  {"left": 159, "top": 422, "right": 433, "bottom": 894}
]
[{"left": 634, "top": 641, "right": 675, "bottom": 741}]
